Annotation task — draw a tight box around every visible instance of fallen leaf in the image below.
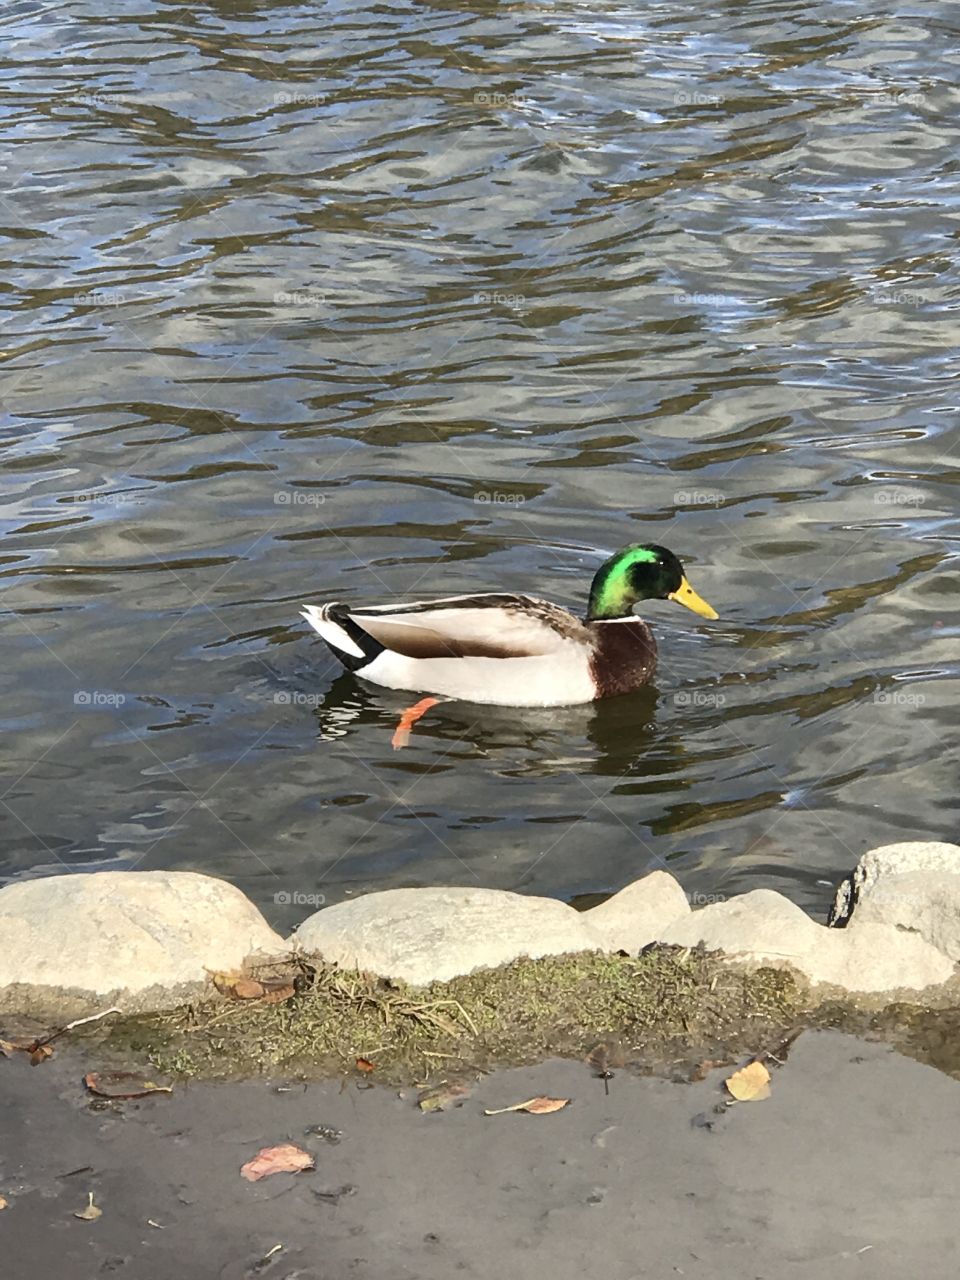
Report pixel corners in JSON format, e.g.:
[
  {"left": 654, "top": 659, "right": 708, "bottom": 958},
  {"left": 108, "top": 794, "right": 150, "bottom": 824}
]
[
  {"left": 417, "top": 1081, "right": 472, "bottom": 1113},
  {"left": 3, "top": 1010, "right": 120, "bottom": 1063},
  {"left": 207, "top": 968, "right": 244, "bottom": 995},
  {"left": 1, "top": 1035, "right": 54, "bottom": 1062},
  {"left": 484, "top": 1096, "right": 570, "bottom": 1116},
  {"left": 208, "top": 969, "right": 296, "bottom": 1003},
  {"left": 690, "top": 1058, "right": 727, "bottom": 1082},
  {"left": 725, "top": 1060, "right": 771, "bottom": 1102},
  {"left": 233, "top": 977, "right": 266, "bottom": 1000},
  {"left": 260, "top": 980, "right": 296, "bottom": 1005},
  {"left": 587, "top": 1044, "right": 609, "bottom": 1073},
  {"left": 240, "top": 1142, "right": 315, "bottom": 1182},
  {"left": 588, "top": 1040, "right": 625, "bottom": 1091},
  {"left": 586, "top": 1040, "right": 624, "bottom": 1072},
  {"left": 84, "top": 1071, "right": 173, "bottom": 1100},
  {"left": 355, "top": 1057, "right": 376, "bottom": 1073},
  {"left": 73, "top": 1192, "right": 102, "bottom": 1221},
  {"left": 523, "top": 1096, "right": 571, "bottom": 1114}
]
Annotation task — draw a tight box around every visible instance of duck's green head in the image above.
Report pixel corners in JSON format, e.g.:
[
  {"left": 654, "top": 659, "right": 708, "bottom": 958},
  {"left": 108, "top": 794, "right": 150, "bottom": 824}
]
[{"left": 586, "top": 543, "right": 718, "bottom": 622}]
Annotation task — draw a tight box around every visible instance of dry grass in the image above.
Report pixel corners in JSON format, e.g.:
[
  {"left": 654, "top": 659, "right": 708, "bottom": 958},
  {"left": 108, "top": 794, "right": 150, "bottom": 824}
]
[{"left": 97, "top": 945, "right": 810, "bottom": 1083}]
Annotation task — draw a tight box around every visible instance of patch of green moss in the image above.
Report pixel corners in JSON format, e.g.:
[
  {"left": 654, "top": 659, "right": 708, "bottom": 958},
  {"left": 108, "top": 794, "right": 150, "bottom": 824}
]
[{"left": 92, "top": 947, "right": 810, "bottom": 1084}]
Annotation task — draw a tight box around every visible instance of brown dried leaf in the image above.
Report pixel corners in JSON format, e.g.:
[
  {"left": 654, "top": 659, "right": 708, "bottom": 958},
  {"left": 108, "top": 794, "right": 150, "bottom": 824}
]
[
  {"left": 209, "top": 969, "right": 296, "bottom": 1003},
  {"left": 73, "top": 1192, "right": 102, "bottom": 1221},
  {"left": 690, "top": 1057, "right": 728, "bottom": 1082},
  {"left": 586, "top": 1043, "right": 609, "bottom": 1072},
  {"left": 232, "top": 978, "right": 266, "bottom": 1000},
  {"left": 523, "top": 1096, "right": 570, "bottom": 1114},
  {"left": 484, "top": 1096, "right": 570, "bottom": 1116},
  {"left": 0, "top": 1035, "right": 55, "bottom": 1064},
  {"left": 84, "top": 1071, "right": 173, "bottom": 1100},
  {"left": 587, "top": 1039, "right": 624, "bottom": 1072},
  {"left": 725, "top": 1060, "right": 771, "bottom": 1102},
  {"left": 417, "top": 1081, "right": 472, "bottom": 1113},
  {"left": 260, "top": 980, "right": 296, "bottom": 1005},
  {"left": 240, "top": 1142, "right": 315, "bottom": 1182}
]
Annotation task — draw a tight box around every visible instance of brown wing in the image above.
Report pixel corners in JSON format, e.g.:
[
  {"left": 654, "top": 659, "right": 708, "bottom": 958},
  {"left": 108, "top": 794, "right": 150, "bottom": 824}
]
[{"left": 348, "top": 594, "right": 589, "bottom": 659}]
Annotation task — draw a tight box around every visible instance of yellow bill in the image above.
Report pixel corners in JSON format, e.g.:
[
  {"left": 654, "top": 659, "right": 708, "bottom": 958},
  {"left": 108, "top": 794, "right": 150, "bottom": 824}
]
[{"left": 668, "top": 576, "right": 719, "bottom": 620}]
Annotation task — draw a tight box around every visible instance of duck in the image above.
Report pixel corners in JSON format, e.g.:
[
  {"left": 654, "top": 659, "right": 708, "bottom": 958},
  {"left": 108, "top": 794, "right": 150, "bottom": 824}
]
[{"left": 300, "top": 543, "right": 718, "bottom": 710}]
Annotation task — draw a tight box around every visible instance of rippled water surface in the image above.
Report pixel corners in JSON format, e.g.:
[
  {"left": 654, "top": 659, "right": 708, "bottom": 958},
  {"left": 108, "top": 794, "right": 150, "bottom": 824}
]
[{"left": 3, "top": 0, "right": 959, "bottom": 930}]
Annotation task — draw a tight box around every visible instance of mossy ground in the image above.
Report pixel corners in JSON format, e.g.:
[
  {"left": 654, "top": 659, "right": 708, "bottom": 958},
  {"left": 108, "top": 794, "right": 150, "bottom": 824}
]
[{"left": 92, "top": 946, "right": 812, "bottom": 1084}]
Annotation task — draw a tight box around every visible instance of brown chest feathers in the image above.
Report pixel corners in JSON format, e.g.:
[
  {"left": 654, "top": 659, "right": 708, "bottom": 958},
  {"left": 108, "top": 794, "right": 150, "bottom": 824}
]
[{"left": 588, "top": 619, "right": 657, "bottom": 698}]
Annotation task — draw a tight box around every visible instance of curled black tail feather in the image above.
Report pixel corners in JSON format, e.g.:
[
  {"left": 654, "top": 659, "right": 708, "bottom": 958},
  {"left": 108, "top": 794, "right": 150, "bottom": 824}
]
[{"left": 324, "top": 605, "right": 386, "bottom": 672}]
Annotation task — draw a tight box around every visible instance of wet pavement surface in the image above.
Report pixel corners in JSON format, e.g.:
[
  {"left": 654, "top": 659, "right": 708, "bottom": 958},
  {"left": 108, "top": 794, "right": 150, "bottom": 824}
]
[{"left": 3, "top": 1030, "right": 958, "bottom": 1279}]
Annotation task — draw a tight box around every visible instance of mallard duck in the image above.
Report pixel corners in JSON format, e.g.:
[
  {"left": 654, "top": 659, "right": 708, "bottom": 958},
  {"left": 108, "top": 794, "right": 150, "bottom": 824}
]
[{"left": 301, "top": 543, "right": 717, "bottom": 709}]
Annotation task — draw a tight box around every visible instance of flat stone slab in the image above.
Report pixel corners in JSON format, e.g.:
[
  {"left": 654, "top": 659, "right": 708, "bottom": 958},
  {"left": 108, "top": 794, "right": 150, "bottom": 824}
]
[
  {"left": 292, "top": 886, "right": 608, "bottom": 985},
  {"left": 660, "top": 888, "right": 955, "bottom": 993},
  {"left": 0, "top": 871, "right": 284, "bottom": 1010}
]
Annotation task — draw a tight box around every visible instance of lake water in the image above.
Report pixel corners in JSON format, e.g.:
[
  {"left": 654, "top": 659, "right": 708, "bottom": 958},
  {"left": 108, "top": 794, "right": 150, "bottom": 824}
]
[{"left": 2, "top": 0, "right": 958, "bottom": 934}]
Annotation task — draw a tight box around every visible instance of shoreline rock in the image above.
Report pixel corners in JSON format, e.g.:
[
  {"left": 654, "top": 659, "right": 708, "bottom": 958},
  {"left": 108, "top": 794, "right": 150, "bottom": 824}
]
[
  {"left": 291, "top": 885, "right": 609, "bottom": 986},
  {"left": 579, "top": 870, "right": 690, "bottom": 953},
  {"left": 828, "top": 840, "right": 960, "bottom": 927},
  {"left": 1, "top": 842, "right": 959, "bottom": 1018},
  {"left": 836, "top": 869, "right": 960, "bottom": 963},
  {"left": 659, "top": 887, "right": 956, "bottom": 993},
  {"left": 0, "top": 870, "right": 283, "bottom": 1013}
]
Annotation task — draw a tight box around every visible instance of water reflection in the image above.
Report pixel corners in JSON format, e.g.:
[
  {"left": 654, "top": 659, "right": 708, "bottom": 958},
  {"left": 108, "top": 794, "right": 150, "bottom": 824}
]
[{"left": 0, "top": 0, "right": 958, "bottom": 926}]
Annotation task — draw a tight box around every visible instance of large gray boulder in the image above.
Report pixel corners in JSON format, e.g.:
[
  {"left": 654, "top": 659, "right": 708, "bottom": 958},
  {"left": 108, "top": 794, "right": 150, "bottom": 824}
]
[
  {"left": 660, "top": 888, "right": 954, "bottom": 994},
  {"left": 662, "top": 890, "right": 816, "bottom": 963},
  {"left": 292, "top": 886, "right": 607, "bottom": 985},
  {"left": 582, "top": 871, "right": 690, "bottom": 953},
  {"left": 841, "top": 871, "right": 960, "bottom": 963},
  {"left": 829, "top": 841, "right": 960, "bottom": 927},
  {"left": 0, "top": 871, "right": 284, "bottom": 1009}
]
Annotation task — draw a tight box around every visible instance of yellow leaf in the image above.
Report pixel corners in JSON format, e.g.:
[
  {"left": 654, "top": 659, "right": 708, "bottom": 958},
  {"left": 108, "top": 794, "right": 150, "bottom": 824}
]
[
  {"left": 484, "top": 1096, "right": 570, "bottom": 1116},
  {"left": 206, "top": 968, "right": 244, "bottom": 995},
  {"left": 725, "top": 1060, "right": 771, "bottom": 1102},
  {"left": 74, "top": 1193, "right": 102, "bottom": 1221}
]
